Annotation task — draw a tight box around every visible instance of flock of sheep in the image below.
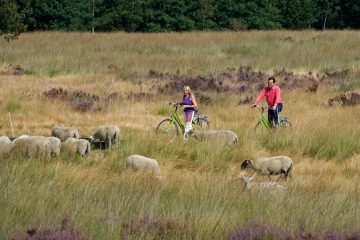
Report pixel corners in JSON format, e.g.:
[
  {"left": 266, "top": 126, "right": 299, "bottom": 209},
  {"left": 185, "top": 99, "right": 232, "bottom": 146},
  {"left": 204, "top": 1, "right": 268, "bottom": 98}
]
[
  {"left": 0, "top": 125, "right": 294, "bottom": 192},
  {"left": 0, "top": 125, "right": 120, "bottom": 159}
]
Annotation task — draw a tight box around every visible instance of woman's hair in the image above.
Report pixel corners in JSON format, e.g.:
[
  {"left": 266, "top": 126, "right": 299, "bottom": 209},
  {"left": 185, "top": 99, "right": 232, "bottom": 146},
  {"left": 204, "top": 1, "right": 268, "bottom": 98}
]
[{"left": 183, "top": 85, "right": 192, "bottom": 95}]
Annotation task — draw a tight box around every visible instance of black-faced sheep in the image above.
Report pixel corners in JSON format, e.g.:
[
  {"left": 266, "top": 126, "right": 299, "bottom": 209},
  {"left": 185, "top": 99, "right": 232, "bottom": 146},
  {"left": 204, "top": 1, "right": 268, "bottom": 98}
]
[
  {"left": 125, "top": 154, "right": 161, "bottom": 176},
  {"left": 187, "top": 130, "right": 238, "bottom": 145},
  {"left": 51, "top": 126, "right": 80, "bottom": 142},
  {"left": 240, "top": 156, "right": 293, "bottom": 180},
  {"left": 91, "top": 125, "right": 120, "bottom": 149}
]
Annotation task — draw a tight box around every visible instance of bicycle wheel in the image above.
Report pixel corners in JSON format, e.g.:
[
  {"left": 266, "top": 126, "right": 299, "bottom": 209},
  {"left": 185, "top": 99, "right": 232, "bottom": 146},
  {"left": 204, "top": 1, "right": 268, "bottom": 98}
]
[
  {"left": 279, "top": 117, "right": 292, "bottom": 129},
  {"left": 156, "top": 119, "right": 179, "bottom": 143},
  {"left": 194, "top": 119, "right": 210, "bottom": 129},
  {"left": 254, "top": 121, "right": 265, "bottom": 132}
]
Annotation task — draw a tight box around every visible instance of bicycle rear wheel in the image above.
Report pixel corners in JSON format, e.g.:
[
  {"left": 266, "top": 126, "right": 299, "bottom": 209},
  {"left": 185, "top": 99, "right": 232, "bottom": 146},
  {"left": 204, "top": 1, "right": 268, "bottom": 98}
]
[{"left": 156, "top": 119, "right": 179, "bottom": 143}]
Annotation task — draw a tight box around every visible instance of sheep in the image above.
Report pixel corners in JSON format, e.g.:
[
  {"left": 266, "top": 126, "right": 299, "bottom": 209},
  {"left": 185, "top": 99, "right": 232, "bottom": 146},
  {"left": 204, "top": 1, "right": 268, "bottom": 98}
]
[
  {"left": 51, "top": 126, "right": 80, "bottom": 142},
  {"left": 13, "top": 135, "right": 60, "bottom": 157},
  {"left": 91, "top": 125, "right": 120, "bottom": 149},
  {"left": 125, "top": 154, "right": 161, "bottom": 176},
  {"left": 12, "top": 136, "right": 51, "bottom": 159},
  {"left": 0, "top": 136, "right": 15, "bottom": 158},
  {"left": 187, "top": 129, "right": 238, "bottom": 145},
  {"left": 43, "top": 136, "right": 61, "bottom": 157},
  {"left": 240, "top": 156, "right": 293, "bottom": 180},
  {"left": 62, "top": 138, "right": 90, "bottom": 157},
  {"left": 240, "top": 175, "right": 287, "bottom": 193},
  {"left": 12, "top": 135, "right": 30, "bottom": 143}
]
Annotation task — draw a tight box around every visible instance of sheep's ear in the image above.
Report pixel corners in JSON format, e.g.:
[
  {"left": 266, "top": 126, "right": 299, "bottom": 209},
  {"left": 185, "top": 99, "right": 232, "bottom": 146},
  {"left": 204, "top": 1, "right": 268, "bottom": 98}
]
[{"left": 240, "top": 160, "right": 250, "bottom": 170}]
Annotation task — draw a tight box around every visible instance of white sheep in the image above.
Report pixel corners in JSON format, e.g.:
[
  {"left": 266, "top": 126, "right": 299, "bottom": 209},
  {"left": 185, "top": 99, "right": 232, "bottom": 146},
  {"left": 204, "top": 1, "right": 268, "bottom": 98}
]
[
  {"left": 91, "top": 125, "right": 120, "bottom": 149},
  {"left": 13, "top": 135, "right": 61, "bottom": 157},
  {"left": 51, "top": 126, "right": 80, "bottom": 142},
  {"left": 0, "top": 136, "right": 15, "bottom": 158},
  {"left": 240, "top": 156, "right": 293, "bottom": 180},
  {"left": 125, "top": 154, "right": 161, "bottom": 176},
  {"left": 187, "top": 129, "right": 238, "bottom": 145},
  {"left": 240, "top": 175, "right": 287, "bottom": 193},
  {"left": 43, "top": 136, "right": 61, "bottom": 157},
  {"left": 12, "top": 136, "right": 51, "bottom": 159},
  {"left": 62, "top": 138, "right": 90, "bottom": 157},
  {"left": 12, "top": 135, "right": 30, "bottom": 143}
]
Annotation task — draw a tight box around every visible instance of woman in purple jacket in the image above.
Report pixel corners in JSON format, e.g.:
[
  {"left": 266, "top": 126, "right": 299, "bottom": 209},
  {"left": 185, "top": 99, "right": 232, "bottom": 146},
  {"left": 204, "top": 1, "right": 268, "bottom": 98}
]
[{"left": 175, "top": 86, "right": 198, "bottom": 139}]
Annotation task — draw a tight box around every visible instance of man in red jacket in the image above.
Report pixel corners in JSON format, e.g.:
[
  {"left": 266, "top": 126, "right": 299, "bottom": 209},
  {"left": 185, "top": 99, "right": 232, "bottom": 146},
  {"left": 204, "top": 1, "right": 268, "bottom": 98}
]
[{"left": 252, "top": 77, "right": 283, "bottom": 128}]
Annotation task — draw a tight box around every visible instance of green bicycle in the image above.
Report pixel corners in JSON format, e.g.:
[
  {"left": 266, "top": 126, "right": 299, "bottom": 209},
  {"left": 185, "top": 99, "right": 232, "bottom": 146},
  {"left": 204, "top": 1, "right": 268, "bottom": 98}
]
[
  {"left": 254, "top": 105, "right": 291, "bottom": 132},
  {"left": 156, "top": 103, "right": 210, "bottom": 142}
]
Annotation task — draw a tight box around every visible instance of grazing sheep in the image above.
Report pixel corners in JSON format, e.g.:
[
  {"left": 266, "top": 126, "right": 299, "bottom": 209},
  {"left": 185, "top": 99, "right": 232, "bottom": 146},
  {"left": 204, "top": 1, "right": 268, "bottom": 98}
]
[
  {"left": 240, "top": 156, "right": 293, "bottom": 180},
  {"left": 12, "top": 135, "right": 30, "bottom": 143},
  {"left": 51, "top": 126, "right": 80, "bottom": 142},
  {"left": 43, "top": 136, "right": 61, "bottom": 157},
  {"left": 125, "top": 154, "right": 161, "bottom": 176},
  {"left": 13, "top": 135, "right": 61, "bottom": 157},
  {"left": 91, "top": 125, "right": 120, "bottom": 149},
  {"left": 62, "top": 138, "right": 90, "bottom": 157},
  {"left": 187, "top": 130, "right": 238, "bottom": 145},
  {"left": 12, "top": 136, "right": 51, "bottom": 159},
  {"left": 0, "top": 136, "right": 15, "bottom": 157},
  {"left": 240, "top": 175, "right": 287, "bottom": 193}
]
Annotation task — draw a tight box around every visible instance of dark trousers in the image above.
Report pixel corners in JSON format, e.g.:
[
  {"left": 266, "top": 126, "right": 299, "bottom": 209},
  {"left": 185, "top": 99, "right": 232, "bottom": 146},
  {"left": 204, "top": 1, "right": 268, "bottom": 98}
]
[{"left": 268, "top": 103, "right": 283, "bottom": 127}]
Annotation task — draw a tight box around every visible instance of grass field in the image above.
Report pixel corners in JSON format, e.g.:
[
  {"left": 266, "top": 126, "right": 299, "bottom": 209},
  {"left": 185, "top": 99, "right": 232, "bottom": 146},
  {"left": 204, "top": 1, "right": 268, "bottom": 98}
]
[{"left": 0, "top": 31, "right": 360, "bottom": 239}]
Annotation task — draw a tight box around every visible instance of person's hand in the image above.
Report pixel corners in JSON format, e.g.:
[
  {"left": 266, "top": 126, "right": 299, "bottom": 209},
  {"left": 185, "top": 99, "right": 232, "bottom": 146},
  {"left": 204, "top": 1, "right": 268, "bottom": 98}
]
[
  {"left": 272, "top": 106, "right": 276, "bottom": 110},
  {"left": 251, "top": 104, "right": 257, "bottom": 108}
]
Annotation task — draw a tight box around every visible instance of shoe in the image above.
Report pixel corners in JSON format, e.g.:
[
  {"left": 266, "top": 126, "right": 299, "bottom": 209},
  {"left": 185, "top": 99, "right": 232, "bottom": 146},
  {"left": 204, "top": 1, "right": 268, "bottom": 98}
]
[
  {"left": 274, "top": 124, "right": 279, "bottom": 129},
  {"left": 183, "top": 133, "right": 189, "bottom": 141}
]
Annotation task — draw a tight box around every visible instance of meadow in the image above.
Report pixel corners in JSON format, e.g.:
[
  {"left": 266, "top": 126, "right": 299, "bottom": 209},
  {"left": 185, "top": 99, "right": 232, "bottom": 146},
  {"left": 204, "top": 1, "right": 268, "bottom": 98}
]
[{"left": 0, "top": 31, "right": 360, "bottom": 239}]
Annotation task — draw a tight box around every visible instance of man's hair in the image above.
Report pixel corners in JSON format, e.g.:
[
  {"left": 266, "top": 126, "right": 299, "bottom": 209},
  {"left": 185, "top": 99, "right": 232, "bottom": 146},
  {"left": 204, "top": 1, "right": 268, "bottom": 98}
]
[{"left": 268, "top": 77, "right": 276, "bottom": 83}]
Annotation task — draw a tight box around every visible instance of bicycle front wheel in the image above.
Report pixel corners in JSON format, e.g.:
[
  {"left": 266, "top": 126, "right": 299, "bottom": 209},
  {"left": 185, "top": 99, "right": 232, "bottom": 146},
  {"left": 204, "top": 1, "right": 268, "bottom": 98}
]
[{"left": 156, "top": 119, "right": 179, "bottom": 143}]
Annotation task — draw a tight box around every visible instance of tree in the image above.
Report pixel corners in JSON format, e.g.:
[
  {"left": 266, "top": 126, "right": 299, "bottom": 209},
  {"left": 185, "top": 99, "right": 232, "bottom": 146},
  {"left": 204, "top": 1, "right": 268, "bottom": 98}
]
[
  {"left": 277, "top": 0, "right": 317, "bottom": 29},
  {"left": 0, "top": 0, "right": 29, "bottom": 40}
]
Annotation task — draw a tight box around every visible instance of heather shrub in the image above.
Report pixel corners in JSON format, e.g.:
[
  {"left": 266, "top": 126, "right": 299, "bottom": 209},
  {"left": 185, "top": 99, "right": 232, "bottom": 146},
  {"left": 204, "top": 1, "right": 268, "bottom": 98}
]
[
  {"left": 227, "top": 220, "right": 294, "bottom": 240},
  {"left": 10, "top": 217, "right": 89, "bottom": 240},
  {"left": 121, "top": 215, "right": 192, "bottom": 239},
  {"left": 43, "top": 88, "right": 69, "bottom": 101},
  {"left": 127, "top": 91, "right": 154, "bottom": 102},
  {"left": 328, "top": 92, "right": 360, "bottom": 106}
]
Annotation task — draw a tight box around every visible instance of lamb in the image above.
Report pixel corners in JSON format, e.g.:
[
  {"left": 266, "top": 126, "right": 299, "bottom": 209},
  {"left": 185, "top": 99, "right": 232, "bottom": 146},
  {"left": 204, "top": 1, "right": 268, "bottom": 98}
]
[
  {"left": 240, "top": 175, "right": 287, "bottom": 193},
  {"left": 0, "top": 136, "right": 15, "bottom": 158},
  {"left": 240, "top": 156, "right": 293, "bottom": 180},
  {"left": 91, "top": 125, "right": 120, "bottom": 149},
  {"left": 187, "top": 130, "right": 238, "bottom": 145},
  {"left": 125, "top": 154, "right": 161, "bottom": 176},
  {"left": 12, "top": 136, "right": 51, "bottom": 159},
  {"left": 51, "top": 126, "right": 80, "bottom": 142},
  {"left": 62, "top": 138, "right": 90, "bottom": 157}
]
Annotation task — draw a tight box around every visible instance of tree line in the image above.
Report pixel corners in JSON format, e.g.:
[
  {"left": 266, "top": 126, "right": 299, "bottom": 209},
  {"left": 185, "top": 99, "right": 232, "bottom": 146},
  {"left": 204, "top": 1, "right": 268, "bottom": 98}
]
[{"left": 1, "top": 0, "right": 359, "bottom": 39}]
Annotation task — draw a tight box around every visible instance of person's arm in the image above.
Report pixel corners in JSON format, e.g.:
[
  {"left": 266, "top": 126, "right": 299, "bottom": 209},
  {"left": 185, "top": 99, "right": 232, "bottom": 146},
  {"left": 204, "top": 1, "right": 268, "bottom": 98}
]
[
  {"left": 252, "top": 88, "right": 266, "bottom": 107},
  {"left": 273, "top": 86, "right": 282, "bottom": 110},
  {"left": 183, "top": 95, "right": 198, "bottom": 108}
]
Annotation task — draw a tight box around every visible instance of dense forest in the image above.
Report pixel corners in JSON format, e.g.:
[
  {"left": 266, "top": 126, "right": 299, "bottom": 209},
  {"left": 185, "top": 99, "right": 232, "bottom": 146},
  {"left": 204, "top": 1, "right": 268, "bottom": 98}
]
[{"left": 1, "top": 0, "right": 359, "bottom": 39}]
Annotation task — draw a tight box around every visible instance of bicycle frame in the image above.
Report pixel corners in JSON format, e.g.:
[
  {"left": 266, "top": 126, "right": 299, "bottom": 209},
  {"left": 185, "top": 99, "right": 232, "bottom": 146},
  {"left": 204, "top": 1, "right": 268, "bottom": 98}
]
[
  {"left": 258, "top": 106, "right": 271, "bottom": 130},
  {"left": 167, "top": 106, "right": 201, "bottom": 132},
  {"left": 169, "top": 107, "right": 185, "bottom": 131}
]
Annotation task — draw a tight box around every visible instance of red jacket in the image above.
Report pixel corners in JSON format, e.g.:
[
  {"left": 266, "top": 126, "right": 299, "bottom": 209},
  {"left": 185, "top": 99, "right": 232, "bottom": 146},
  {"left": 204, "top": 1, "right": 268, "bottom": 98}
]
[{"left": 255, "top": 86, "right": 282, "bottom": 107}]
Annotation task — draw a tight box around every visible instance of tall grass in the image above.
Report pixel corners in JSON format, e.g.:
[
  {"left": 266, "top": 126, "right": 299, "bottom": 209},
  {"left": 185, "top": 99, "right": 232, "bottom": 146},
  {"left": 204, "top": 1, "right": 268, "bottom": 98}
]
[
  {"left": 0, "top": 31, "right": 360, "bottom": 239},
  {"left": 0, "top": 31, "right": 359, "bottom": 77}
]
